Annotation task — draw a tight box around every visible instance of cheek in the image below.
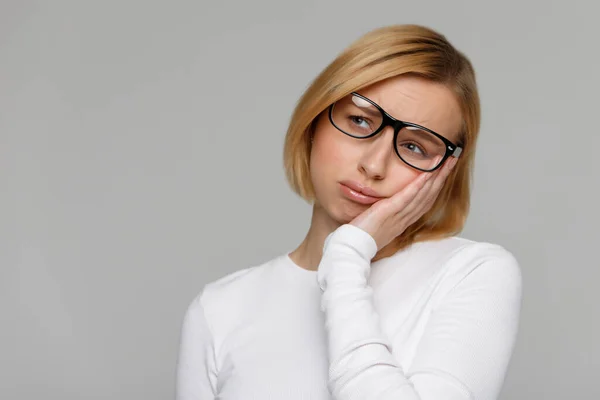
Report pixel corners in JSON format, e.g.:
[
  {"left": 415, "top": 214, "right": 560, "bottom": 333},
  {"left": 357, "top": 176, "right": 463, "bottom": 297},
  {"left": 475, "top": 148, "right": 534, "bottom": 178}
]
[
  {"left": 311, "top": 130, "right": 346, "bottom": 170},
  {"left": 309, "top": 122, "right": 356, "bottom": 206},
  {"left": 310, "top": 116, "right": 355, "bottom": 177}
]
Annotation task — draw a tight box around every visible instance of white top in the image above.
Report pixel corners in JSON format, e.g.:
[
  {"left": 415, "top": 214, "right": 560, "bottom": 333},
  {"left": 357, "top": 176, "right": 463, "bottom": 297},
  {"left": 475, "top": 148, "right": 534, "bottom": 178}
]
[{"left": 176, "top": 224, "right": 522, "bottom": 400}]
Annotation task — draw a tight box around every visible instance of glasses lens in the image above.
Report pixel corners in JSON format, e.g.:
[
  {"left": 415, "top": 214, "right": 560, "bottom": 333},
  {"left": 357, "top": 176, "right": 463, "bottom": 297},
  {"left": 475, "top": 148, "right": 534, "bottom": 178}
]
[
  {"left": 396, "top": 126, "right": 447, "bottom": 170},
  {"left": 331, "top": 94, "right": 383, "bottom": 137}
]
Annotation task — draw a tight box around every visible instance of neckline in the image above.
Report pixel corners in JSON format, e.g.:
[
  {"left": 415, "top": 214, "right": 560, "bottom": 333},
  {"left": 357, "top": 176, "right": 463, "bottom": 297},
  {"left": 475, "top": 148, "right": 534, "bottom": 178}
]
[{"left": 282, "top": 252, "right": 318, "bottom": 277}]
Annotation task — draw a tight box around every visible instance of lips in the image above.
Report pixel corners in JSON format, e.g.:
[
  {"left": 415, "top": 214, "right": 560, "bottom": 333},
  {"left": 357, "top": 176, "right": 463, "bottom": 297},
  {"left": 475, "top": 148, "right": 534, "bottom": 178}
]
[
  {"left": 339, "top": 180, "right": 384, "bottom": 198},
  {"left": 338, "top": 180, "right": 385, "bottom": 205}
]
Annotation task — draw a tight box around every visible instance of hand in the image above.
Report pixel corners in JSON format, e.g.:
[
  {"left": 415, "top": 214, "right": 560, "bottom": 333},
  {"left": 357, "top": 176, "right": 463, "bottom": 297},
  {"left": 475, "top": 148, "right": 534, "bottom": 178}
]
[{"left": 349, "top": 157, "right": 459, "bottom": 251}]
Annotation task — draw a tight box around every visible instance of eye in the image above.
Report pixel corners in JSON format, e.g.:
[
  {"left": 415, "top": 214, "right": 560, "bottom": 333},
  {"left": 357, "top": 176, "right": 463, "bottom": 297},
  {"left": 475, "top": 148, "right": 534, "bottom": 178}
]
[
  {"left": 349, "top": 115, "right": 372, "bottom": 130},
  {"left": 399, "top": 142, "right": 427, "bottom": 156}
]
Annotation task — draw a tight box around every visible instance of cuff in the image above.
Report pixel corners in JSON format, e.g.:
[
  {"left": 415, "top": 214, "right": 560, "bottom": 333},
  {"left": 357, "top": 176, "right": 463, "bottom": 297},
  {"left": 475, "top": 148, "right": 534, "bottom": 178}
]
[
  {"left": 323, "top": 224, "right": 378, "bottom": 259},
  {"left": 317, "top": 224, "right": 378, "bottom": 291}
]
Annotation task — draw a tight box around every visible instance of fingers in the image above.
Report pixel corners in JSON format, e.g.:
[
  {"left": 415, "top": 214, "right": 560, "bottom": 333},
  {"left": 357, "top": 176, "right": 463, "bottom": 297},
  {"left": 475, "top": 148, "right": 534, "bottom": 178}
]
[
  {"left": 397, "top": 156, "right": 458, "bottom": 220},
  {"left": 373, "top": 156, "right": 458, "bottom": 224},
  {"left": 427, "top": 157, "right": 457, "bottom": 194},
  {"left": 383, "top": 170, "right": 429, "bottom": 212}
]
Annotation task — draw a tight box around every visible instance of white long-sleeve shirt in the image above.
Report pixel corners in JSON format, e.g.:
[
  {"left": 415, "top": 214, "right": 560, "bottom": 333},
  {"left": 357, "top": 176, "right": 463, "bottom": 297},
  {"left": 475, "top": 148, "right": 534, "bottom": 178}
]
[{"left": 176, "top": 224, "right": 522, "bottom": 400}]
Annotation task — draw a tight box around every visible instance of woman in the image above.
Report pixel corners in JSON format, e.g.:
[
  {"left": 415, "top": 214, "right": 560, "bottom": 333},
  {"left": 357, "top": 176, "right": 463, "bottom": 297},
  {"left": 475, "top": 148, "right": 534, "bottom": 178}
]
[{"left": 176, "top": 24, "right": 522, "bottom": 400}]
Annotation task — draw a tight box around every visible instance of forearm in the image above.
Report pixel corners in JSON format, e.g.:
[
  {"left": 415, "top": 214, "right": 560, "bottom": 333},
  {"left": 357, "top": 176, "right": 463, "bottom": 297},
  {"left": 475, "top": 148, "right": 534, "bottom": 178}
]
[{"left": 318, "top": 224, "right": 426, "bottom": 400}]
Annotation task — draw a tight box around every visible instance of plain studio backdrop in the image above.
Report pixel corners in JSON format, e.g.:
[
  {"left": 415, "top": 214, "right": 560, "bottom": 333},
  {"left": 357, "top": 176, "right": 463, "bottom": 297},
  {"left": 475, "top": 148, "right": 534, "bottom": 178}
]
[{"left": 1, "top": 0, "right": 599, "bottom": 399}]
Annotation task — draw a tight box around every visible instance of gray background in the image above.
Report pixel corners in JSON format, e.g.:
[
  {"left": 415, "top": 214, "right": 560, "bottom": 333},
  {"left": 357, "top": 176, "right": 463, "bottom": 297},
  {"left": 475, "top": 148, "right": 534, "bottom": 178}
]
[{"left": 2, "top": 0, "right": 598, "bottom": 399}]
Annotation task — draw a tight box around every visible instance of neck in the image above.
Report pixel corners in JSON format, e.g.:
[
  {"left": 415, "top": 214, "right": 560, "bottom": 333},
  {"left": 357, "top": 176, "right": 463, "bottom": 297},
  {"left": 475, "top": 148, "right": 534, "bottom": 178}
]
[{"left": 289, "top": 203, "right": 341, "bottom": 271}]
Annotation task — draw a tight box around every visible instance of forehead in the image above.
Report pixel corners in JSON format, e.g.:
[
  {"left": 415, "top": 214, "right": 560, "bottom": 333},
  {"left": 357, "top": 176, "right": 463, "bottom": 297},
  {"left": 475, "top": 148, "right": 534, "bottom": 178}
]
[{"left": 358, "top": 75, "right": 463, "bottom": 141}]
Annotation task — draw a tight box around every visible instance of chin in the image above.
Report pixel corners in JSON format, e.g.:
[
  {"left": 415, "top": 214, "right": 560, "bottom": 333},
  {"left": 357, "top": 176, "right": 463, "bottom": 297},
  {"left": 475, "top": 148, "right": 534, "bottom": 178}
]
[{"left": 322, "top": 195, "right": 367, "bottom": 225}]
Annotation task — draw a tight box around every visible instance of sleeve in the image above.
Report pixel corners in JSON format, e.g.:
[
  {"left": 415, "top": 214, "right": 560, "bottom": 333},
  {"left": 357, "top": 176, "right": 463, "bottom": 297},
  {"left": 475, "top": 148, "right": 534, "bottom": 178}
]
[
  {"left": 175, "top": 293, "right": 218, "bottom": 400},
  {"left": 317, "top": 224, "right": 522, "bottom": 400}
]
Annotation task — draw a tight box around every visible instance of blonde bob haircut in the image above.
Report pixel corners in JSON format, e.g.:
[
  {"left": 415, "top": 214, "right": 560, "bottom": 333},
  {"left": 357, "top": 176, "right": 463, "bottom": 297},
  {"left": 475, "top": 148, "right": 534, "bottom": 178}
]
[{"left": 283, "top": 24, "right": 481, "bottom": 261}]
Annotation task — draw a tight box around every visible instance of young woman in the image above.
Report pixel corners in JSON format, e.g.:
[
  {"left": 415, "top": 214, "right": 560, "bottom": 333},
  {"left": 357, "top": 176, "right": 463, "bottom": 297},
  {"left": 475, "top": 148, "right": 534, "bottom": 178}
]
[{"left": 176, "top": 24, "right": 522, "bottom": 400}]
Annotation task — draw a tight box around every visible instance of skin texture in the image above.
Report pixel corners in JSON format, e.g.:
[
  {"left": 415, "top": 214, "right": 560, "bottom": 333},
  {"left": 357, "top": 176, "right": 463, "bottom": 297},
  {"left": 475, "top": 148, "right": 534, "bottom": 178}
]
[{"left": 289, "top": 75, "right": 463, "bottom": 271}]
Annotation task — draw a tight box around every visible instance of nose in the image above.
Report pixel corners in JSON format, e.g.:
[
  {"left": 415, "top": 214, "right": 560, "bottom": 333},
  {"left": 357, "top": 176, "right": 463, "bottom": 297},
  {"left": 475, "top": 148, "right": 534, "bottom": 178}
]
[{"left": 357, "top": 126, "right": 395, "bottom": 181}]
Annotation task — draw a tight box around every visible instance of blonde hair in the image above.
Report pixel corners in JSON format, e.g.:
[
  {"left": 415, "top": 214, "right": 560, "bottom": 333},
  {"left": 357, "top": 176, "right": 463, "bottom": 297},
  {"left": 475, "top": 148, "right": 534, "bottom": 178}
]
[{"left": 283, "top": 25, "right": 481, "bottom": 261}]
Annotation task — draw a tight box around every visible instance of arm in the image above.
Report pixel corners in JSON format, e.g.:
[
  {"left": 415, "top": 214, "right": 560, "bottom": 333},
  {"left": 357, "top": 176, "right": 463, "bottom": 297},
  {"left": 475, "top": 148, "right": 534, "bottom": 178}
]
[
  {"left": 317, "top": 224, "right": 522, "bottom": 400},
  {"left": 176, "top": 294, "right": 218, "bottom": 400}
]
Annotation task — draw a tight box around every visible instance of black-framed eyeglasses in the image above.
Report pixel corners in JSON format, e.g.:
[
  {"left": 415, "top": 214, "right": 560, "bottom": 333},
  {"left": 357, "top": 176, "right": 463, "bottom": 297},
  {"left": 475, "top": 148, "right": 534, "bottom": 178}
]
[{"left": 328, "top": 92, "right": 463, "bottom": 172}]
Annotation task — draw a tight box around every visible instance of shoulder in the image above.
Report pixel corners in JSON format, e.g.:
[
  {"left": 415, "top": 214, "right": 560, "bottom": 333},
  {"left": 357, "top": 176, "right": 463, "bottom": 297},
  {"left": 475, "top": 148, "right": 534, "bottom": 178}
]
[
  {"left": 410, "top": 236, "right": 522, "bottom": 302},
  {"left": 451, "top": 237, "right": 520, "bottom": 280},
  {"left": 184, "top": 255, "right": 281, "bottom": 336},
  {"left": 414, "top": 235, "right": 520, "bottom": 276}
]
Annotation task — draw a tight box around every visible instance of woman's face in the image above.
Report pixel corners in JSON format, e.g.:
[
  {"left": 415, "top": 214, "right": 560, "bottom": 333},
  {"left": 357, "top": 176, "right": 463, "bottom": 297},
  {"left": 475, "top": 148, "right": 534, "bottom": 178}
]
[{"left": 310, "top": 75, "right": 464, "bottom": 224}]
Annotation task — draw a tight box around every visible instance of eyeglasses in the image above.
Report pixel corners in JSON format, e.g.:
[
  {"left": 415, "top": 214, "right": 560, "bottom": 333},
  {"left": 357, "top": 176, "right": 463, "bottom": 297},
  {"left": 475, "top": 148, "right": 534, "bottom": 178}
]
[{"left": 328, "top": 92, "right": 463, "bottom": 172}]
